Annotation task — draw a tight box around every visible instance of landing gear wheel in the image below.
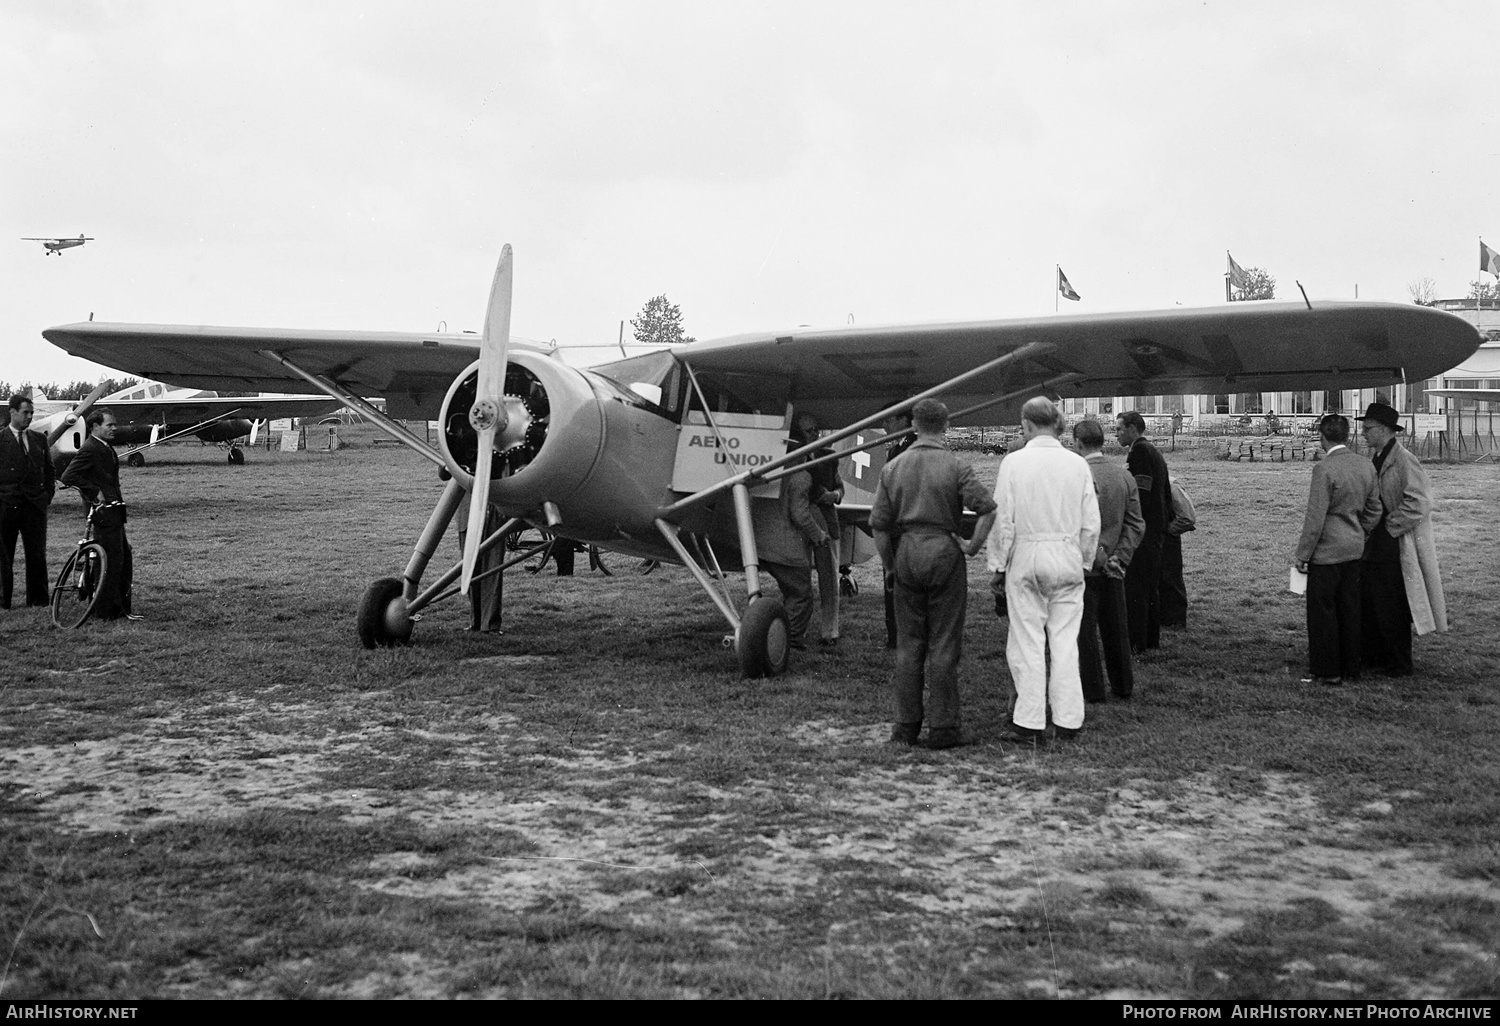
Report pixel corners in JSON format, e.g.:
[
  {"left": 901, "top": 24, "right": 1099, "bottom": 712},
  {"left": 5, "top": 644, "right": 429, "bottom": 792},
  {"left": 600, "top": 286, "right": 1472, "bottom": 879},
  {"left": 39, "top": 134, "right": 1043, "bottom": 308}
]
[
  {"left": 357, "top": 576, "right": 413, "bottom": 648},
  {"left": 737, "top": 596, "right": 790, "bottom": 678},
  {"left": 228, "top": 447, "right": 246, "bottom": 465},
  {"left": 125, "top": 452, "right": 146, "bottom": 468},
  {"left": 51, "top": 542, "right": 108, "bottom": 629}
]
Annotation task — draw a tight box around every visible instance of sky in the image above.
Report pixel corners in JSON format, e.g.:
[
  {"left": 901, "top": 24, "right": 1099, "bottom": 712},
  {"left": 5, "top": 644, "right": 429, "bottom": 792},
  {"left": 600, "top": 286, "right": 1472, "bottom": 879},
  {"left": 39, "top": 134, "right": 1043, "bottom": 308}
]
[{"left": 4, "top": 0, "right": 1498, "bottom": 385}]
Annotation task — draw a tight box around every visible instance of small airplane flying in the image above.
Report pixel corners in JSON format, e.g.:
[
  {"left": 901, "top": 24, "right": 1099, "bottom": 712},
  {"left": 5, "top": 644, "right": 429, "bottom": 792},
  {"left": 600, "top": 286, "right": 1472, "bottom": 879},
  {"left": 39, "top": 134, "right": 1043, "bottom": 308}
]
[
  {"left": 23, "top": 234, "right": 93, "bottom": 256},
  {"left": 31, "top": 379, "right": 343, "bottom": 469},
  {"left": 43, "top": 247, "right": 1483, "bottom": 676}
]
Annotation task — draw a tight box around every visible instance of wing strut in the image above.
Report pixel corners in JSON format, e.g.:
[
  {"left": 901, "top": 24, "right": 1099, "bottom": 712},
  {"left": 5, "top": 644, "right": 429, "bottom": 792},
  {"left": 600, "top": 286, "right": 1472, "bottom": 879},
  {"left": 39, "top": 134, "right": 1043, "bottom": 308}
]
[
  {"left": 255, "top": 349, "right": 446, "bottom": 466},
  {"left": 660, "top": 340, "right": 1058, "bottom": 517}
]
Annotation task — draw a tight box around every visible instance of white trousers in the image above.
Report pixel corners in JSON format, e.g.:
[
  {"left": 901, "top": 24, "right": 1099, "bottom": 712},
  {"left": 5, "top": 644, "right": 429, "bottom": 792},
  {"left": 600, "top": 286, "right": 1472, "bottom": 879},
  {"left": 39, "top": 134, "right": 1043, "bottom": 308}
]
[{"left": 1005, "top": 539, "right": 1086, "bottom": 731}]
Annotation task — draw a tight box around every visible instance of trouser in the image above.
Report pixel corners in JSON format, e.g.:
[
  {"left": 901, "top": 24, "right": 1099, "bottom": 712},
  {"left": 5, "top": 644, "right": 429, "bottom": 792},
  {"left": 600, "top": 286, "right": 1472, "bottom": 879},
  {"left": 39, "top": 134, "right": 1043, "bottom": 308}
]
[
  {"left": 883, "top": 563, "right": 898, "bottom": 648},
  {"left": 94, "top": 522, "right": 133, "bottom": 620},
  {"left": 891, "top": 533, "right": 966, "bottom": 731},
  {"left": 0, "top": 501, "right": 49, "bottom": 607},
  {"left": 1307, "top": 559, "right": 1361, "bottom": 678},
  {"left": 1079, "top": 574, "right": 1134, "bottom": 701},
  {"left": 1125, "top": 530, "right": 1165, "bottom": 652},
  {"left": 1360, "top": 558, "right": 1412, "bottom": 674},
  {"left": 763, "top": 560, "right": 814, "bottom": 644},
  {"left": 459, "top": 511, "right": 505, "bottom": 632},
  {"left": 1160, "top": 533, "right": 1187, "bottom": 626},
  {"left": 1005, "top": 538, "right": 1085, "bottom": 732},
  {"left": 811, "top": 537, "right": 840, "bottom": 640}
]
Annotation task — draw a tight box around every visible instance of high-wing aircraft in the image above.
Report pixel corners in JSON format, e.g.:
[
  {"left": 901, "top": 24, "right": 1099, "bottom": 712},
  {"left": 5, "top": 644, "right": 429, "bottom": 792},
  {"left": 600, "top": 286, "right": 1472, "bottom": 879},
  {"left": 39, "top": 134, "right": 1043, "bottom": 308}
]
[
  {"left": 23, "top": 234, "right": 93, "bottom": 256},
  {"left": 1426, "top": 387, "right": 1500, "bottom": 404},
  {"left": 32, "top": 379, "right": 343, "bottom": 468},
  {"left": 42, "top": 247, "right": 1483, "bottom": 676}
]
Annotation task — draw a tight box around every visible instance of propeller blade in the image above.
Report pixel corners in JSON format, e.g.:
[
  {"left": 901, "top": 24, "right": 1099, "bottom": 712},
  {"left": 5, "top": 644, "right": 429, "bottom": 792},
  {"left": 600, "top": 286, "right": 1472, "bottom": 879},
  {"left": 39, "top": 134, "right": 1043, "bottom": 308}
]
[
  {"left": 249, "top": 419, "right": 260, "bottom": 446},
  {"left": 460, "top": 246, "right": 514, "bottom": 594},
  {"left": 45, "top": 381, "right": 111, "bottom": 447},
  {"left": 460, "top": 428, "right": 496, "bottom": 594}
]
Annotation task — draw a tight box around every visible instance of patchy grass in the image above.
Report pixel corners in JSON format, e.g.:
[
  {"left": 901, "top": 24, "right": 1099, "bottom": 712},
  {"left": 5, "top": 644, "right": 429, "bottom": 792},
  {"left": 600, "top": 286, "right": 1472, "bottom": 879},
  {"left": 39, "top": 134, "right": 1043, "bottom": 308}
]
[{"left": 1, "top": 439, "right": 1497, "bottom": 997}]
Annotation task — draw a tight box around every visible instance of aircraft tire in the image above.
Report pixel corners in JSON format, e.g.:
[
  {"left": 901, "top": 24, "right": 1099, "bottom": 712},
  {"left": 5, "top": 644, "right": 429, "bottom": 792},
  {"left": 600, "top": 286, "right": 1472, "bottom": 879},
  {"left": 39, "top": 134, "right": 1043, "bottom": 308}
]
[
  {"left": 51, "top": 542, "right": 107, "bottom": 630},
  {"left": 357, "top": 576, "right": 412, "bottom": 648},
  {"left": 737, "top": 596, "right": 790, "bottom": 678},
  {"left": 228, "top": 447, "right": 246, "bottom": 466},
  {"left": 126, "top": 452, "right": 146, "bottom": 468}
]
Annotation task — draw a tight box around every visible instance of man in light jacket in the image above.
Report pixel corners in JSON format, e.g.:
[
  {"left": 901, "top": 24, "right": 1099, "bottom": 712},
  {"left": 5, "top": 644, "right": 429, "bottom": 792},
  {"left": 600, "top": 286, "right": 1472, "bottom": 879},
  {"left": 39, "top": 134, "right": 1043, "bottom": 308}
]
[
  {"left": 1295, "top": 414, "right": 1382, "bottom": 685},
  {"left": 987, "top": 398, "right": 1100, "bottom": 745},
  {"left": 1357, "top": 402, "right": 1447, "bottom": 676}
]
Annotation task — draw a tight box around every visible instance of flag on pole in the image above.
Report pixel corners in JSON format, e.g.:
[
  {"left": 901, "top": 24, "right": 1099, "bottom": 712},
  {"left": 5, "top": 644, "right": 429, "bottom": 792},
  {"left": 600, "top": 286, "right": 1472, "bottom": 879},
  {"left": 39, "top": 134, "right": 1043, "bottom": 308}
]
[
  {"left": 1227, "top": 252, "right": 1252, "bottom": 291},
  {"left": 1057, "top": 266, "right": 1081, "bottom": 301},
  {"left": 1482, "top": 240, "right": 1500, "bottom": 278}
]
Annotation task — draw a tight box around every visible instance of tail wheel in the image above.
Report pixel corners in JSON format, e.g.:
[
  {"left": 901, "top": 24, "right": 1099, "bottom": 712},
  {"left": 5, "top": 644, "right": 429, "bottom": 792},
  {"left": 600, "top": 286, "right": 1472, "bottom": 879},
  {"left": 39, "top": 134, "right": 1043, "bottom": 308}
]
[
  {"left": 51, "top": 543, "right": 108, "bottom": 629},
  {"left": 737, "top": 596, "right": 790, "bottom": 678},
  {"left": 228, "top": 447, "right": 246, "bottom": 465},
  {"left": 125, "top": 452, "right": 146, "bottom": 468},
  {"left": 357, "top": 576, "right": 413, "bottom": 648}
]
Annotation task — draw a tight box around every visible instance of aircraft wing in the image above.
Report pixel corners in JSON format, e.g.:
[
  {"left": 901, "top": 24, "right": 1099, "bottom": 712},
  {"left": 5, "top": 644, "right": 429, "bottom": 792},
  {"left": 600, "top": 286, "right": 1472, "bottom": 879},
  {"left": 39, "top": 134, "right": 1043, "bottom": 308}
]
[
  {"left": 663, "top": 300, "right": 1481, "bottom": 426},
  {"left": 1426, "top": 388, "right": 1500, "bottom": 403},
  {"left": 45, "top": 301, "right": 1481, "bottom": 427},
  {"left": 42, "top": 323, "right": 492, "bottom": 420},
  {"left": 94, "top": 393, "right": 345, "bottom": 424}
]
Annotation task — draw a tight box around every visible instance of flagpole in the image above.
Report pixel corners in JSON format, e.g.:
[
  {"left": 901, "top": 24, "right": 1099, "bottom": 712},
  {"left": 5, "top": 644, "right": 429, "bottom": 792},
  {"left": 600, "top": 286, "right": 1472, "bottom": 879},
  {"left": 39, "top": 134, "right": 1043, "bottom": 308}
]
[{"left": 1055, "top": 265, "right": 1059, "bottom": 313}]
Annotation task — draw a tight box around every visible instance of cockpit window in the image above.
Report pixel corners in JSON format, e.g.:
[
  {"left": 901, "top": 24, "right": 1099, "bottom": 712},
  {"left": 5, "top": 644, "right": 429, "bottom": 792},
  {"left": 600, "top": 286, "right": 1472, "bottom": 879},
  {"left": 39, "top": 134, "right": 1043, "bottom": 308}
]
[{"left": 584, "top": 350, "right": 682, "bottom": 419}]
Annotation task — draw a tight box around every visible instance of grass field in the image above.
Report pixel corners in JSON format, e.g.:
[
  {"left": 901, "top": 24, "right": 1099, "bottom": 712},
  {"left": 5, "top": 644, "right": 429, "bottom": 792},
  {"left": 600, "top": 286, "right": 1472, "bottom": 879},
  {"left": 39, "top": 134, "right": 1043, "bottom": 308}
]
[{"left": 2, "top": 434, "right": 1498, "bottom": 999}]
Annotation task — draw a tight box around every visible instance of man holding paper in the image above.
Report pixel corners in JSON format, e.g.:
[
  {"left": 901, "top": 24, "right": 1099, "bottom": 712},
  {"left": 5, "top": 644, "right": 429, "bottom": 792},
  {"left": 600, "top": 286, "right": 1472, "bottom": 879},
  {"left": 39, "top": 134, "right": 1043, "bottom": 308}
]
[{"left": 1294, "top": 414, "right": 1382, "bottom": 685}]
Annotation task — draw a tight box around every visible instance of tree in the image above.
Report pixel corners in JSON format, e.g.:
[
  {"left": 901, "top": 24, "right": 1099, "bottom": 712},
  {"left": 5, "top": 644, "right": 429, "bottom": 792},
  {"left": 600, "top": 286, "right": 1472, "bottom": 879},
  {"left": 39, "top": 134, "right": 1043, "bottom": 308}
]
[
  {"left": 1408, "top": 277, "right": 1438, "bottom": 306},
  {"left": 1467, "top": 279, "right": 1500, "bottom": 304},
  {"left": 1231, "top": 268, "right": 1276, "bottom": 301},
  {"left": 630, "top": 295, "right": 695, "bottom": 347}
]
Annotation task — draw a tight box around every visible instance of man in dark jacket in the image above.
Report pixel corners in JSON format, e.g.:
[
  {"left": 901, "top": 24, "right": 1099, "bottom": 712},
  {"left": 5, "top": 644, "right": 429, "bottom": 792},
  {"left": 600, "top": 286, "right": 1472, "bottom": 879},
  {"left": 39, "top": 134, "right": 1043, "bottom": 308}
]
[
  {"left": 1115, "top": 411, "right": 1172, "bottom": 654},
  {"left": 59, "top": 410, "right": 135, "bottom": 620},
  {"left": 1073, "top": 419, "right": 1144, "bottom": 702},
  {"left": 0, "top": 395, "right": 56, "bottom": 608}
]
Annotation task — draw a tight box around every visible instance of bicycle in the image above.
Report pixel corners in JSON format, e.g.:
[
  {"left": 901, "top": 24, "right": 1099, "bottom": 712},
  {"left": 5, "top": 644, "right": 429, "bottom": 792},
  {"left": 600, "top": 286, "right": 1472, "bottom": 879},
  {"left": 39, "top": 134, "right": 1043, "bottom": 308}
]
[{"left": 50, "top": 504, "right": 114, "bottom": 629}]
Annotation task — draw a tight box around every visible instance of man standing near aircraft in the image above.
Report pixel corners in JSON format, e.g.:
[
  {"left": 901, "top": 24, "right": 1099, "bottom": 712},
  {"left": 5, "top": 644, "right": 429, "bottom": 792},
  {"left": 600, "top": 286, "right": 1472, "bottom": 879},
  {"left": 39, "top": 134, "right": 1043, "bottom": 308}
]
[
  {"left": 989, "top": 398, "right": 1099, "bottom": 744},
  {"left": 0, "top": 395, "right": 55, "bottom": 608},
  {"left": 753, "top": 448, "right": 829, "bottom": 651},
  {"left": 1072, "top": 419, "right": 1143, "bottom": 702},
  {"left": 797, "top": 413, "right": 843, "bottom": 647},
  {"left": 871, "top": 399, "right": 996, "bottom": 749},
  {"left": 60, "top": 410, "right": 135, "bottom": 621},
  {"left": 1358, "top": 402, "right": 1447, "bottom": 676},
  {"left": 1295, "top": 414, "right": 1382, "bottom": 685},
  {"left": 1115, "top": 411, "right": 1172, "bottom": 654}
]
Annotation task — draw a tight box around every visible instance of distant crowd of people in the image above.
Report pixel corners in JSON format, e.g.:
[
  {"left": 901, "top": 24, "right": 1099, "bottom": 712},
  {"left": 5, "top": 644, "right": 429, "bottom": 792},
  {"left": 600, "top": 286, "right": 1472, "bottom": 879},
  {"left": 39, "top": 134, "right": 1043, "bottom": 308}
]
[{"left": 754, "top": 394, "right": 1447, "bottom": 751}]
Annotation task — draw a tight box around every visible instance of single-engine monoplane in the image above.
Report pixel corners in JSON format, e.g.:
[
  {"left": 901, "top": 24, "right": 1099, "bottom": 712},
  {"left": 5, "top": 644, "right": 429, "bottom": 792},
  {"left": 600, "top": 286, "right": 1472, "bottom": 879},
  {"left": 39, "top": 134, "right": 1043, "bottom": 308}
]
[
  {"left": 43, "top": 247, "right": 1483, "bottom": 676},
  {"left": 23, "top": 234, "right": 93, "bottom": 256}
]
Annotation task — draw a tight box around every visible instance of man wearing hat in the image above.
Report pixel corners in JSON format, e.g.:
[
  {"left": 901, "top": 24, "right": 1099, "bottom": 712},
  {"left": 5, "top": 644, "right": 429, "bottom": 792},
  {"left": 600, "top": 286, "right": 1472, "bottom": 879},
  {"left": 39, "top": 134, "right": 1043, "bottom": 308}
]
[{"left": 1358, "top": 401, "right": 1447, "bottom": 675}]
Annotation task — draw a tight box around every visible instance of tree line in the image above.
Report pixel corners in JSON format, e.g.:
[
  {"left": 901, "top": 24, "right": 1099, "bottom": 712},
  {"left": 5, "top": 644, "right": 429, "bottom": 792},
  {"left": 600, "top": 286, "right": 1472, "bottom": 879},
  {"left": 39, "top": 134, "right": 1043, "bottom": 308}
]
[{"left": 1, "top": 377, "right": 139, "bottom": 402}]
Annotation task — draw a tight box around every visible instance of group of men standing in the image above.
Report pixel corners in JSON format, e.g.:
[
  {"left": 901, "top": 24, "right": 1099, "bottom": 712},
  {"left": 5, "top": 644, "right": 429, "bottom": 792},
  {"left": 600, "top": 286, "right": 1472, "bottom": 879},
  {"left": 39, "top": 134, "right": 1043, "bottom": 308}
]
[
  {"left": 866, "top": 397, "right": 1182, "bottom": 749},
  {"left": 0, "top": 394, "right": 135, "bottom": 621},
  {"left": 1295, "top": 402, "right": 1446, "bottom": 685}
]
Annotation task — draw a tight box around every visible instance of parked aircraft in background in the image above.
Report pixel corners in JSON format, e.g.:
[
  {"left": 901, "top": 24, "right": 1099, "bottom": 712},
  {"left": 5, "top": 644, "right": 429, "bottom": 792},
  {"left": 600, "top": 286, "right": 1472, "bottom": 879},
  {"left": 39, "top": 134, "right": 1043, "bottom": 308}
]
[
  {"left": 32, "top": 379, "right": 343, "bottom": 468},
  {"left": 1426, "top": 387, "right": 1500, "bottom": 405},
  {"left": 23, "top": 234, "right": 93, "bottom": 256},
  {"left": 43, "top": 246, "right": 1483, "bottom": 676}
]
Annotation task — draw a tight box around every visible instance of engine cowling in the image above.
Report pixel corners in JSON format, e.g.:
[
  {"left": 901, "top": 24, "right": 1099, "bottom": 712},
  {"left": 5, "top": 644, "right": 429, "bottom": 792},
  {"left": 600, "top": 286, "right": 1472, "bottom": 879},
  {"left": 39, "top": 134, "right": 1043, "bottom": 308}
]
[{"left": 436, "top": 351, "right": 605, "bottom": 514}]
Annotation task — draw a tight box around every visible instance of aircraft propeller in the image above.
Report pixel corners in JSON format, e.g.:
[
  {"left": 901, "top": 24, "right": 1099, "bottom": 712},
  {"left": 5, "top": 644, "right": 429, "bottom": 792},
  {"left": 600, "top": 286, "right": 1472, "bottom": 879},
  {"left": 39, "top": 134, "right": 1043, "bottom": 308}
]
[
  {"left": 44, "top": 381, "right": 112, "bottom": 448},
  {"left": 460, "top": 245, "right": 514, "bottom": 594}
]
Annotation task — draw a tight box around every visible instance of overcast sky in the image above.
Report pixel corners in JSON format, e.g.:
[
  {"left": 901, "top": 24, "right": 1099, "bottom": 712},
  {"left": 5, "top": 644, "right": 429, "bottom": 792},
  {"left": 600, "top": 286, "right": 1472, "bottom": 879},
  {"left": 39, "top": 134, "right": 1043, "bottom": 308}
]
[{"left": 4, "top": 0, "right": 1496, "bottom": 385}]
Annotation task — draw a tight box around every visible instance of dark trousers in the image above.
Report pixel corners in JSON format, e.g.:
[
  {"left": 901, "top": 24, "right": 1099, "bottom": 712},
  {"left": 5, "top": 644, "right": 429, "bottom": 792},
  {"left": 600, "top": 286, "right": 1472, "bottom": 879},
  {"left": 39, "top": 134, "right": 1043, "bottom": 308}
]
[
  {"left": 883, "top": 564, "right": 898, "bottom": 648},
  {"left": 1125, "top": 531, "right": 1165, "bottom": 652},
  {"left": 94, "top": 523, "right": 133, "bottom": 620},
  {"left": 1360, "top": 558, "right": 1412, "bottom": 674},
  {"left": 1079, "top": 574, "right": 1134, "bottom": 701},
  {"left": 1307, "top": 559, "right": 1362, "bottom": 679},
  {"left": 891, "top": 534, "right": 967, "bottom": 731},
  {"left": 763, "top": 561, "right": 814, "bottom": 644},
  {"left": 0, "top": 502, "right": 49, "bottom": 607},
  {"left": 1160, "top": 533, "right": 1187, "bottom": 626}
]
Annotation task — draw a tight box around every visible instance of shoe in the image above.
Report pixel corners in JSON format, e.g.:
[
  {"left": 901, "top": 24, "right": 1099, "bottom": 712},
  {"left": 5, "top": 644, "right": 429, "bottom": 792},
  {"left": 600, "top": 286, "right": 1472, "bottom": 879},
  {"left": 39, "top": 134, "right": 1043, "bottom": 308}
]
[
  {"left": 998, "top": 724, "right": 1047, "bottom": 748},
  {"left": 789, "top": 639, "right": 807, "bottom": 651},
  {"left": 886, "top": 723, "right": 920, "bottom": 747},
  {"left": 1320, "top": 677, "right": 1342, "bottom": 687},
  {"left": 926, "top": 727, "right": 968, "bottom": 750},
  {"left": 818, "top": 636, "right": 839, "bottom": 648},
  {"left": 125, "top": 613, "right": 144, "bottom": 621},
  {"left": 1053, "top": 726, "right": 1083, "bottom": 742}
]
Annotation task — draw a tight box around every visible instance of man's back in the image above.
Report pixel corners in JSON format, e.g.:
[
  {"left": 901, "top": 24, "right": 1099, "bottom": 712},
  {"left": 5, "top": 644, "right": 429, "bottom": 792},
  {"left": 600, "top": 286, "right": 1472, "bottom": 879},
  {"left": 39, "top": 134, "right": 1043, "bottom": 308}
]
[
  {"left": 870, "top": 438, "right": 990, "bottom": 535},
  {"left": 1126, "top": 438, "right": 1172, "bottom": 533},
  {"left": 1087, "top": 456, "right": 1144, "bottom": 569},
  {"left": 988, "top": 437, "right": 1099, "bottom": 573}
]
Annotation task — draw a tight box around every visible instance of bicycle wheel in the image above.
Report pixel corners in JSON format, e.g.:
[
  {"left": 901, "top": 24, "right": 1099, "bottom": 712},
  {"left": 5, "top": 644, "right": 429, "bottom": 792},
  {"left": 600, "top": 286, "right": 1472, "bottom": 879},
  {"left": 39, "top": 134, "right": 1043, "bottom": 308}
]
[{"left": 51, "top": 542, "right": 108, "bottom": 629}]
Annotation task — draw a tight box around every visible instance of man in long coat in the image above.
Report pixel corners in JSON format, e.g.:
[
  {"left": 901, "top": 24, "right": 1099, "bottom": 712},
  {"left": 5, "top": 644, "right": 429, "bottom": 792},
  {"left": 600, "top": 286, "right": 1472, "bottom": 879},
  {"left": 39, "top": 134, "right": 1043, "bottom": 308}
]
[
  {"left": 59, "top": 410, "right": 135, "bottom": 620},
  {"left": 1114, "top": 411, "right": 1172, "bottom": 654},
  {"left": 0, "top": 394, "right": 56, "bottom": 608},
  {"left": 1358, "top": 402, "right": 1447, "bottom": 675}
]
